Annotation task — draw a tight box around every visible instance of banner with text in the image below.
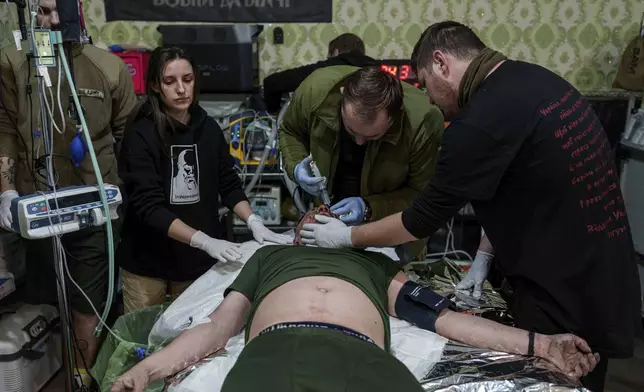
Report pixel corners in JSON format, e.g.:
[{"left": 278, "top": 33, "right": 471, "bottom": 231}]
[{"left": 105, "top": 0, "right": 332, "bottom": 23}]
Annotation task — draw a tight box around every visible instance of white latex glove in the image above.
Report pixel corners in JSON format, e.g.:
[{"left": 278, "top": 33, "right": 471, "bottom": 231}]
[
  {"left": 455, "top": 250, "right": 494, "bottom": 299},
  {"left": 190, "top": 231, "right": 243, "bottom": 263},
  {"left": 300, "top": 215, "right": 353, "bottom": 248},
  {"left": 0, "top": 190, "right": 19, "bottom": 231},
  {"left": 247, "top": 214, "right": 291, "bottom": 245}
]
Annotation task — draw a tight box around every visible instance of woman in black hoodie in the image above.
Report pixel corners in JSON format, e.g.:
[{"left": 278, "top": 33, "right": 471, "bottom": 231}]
[{"left": 117, "top": 47, "right": 290, "bottom": 313}]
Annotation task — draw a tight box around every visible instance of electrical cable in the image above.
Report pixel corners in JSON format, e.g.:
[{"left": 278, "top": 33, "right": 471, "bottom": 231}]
[
  {"left": 56, "top": 36, "right": 115, "bottom": 336},
  {"left": 18, "top": 4, "right": 101, "bottom": 385},
  {"left": 41, "top": 74, "right": 62, "bottom": 134},
  {"left": 38, "top": 42, "right": 78, "bottom": 371},
  {"left": 28, "top": 4, "right": 56, "bottom": 190},
  {"left": 34, "top": 48, "right": 118, "bottom": 389},
  {"left": 48, "top": 236, "right": 95, "bottom": 391},
  {"left": 59, "top": 237, "right": 125, "bottom": 344},
  {"left": 29, "top": 16, "right": 171, "bottom": 362},
  {"left": 56, "top": 52, "right": 65, "bottom": 132},
  {"left": 218, "top": 110, "right": 278, "bottom": 217},
  {"left": 425, "top": 218, "right": 473, "bottom": 261}
]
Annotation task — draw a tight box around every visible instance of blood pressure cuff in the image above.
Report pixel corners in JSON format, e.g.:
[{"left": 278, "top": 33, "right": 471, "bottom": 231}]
[{"left": 394, "top": 281, "right": 454, "bottom": 332}]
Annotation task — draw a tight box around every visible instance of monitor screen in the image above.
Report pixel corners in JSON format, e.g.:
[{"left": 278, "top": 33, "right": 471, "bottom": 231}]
[{"left": 48, "top": 190, "right": 101, "bottom": 210}]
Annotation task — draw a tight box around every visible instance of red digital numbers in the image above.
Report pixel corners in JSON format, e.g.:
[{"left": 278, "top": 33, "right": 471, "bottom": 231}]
[
  {"left": 400, "top": 65, "right": 410, "bottom": 79},
  {"left": 380, "top": 63, "right": 418, "bottom": 87},
  {"left": 380, "top": 64, "right": 398, "bottom": 77}
]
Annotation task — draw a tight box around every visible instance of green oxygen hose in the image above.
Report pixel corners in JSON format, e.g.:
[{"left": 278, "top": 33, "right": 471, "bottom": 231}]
[{"left": 56, "top": 34, "right": 115, "bottom": 336}]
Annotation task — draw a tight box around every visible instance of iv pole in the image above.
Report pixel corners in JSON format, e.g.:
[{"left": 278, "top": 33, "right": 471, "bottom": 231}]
[
  {"left": 53, "top": 0, "right": 84, "bottom": 388},
  {"left": 19, "top": 0, "right": 81, "bottom": 389},
  {"left": 9, "top": 1, "right": 110, "bottom": 389},
  {"left": 8, "top": 1, "right": 76, "bottom": 390}
]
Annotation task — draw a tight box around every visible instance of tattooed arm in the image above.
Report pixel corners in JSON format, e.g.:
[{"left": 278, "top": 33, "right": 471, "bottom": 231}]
[{"left": 0, "top": 157, "right": 16, "bottom": 193}]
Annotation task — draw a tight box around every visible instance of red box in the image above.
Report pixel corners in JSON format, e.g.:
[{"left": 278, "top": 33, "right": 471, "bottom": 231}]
[{"left": 114, "top": 52, "right": 151, "bottom": 95}]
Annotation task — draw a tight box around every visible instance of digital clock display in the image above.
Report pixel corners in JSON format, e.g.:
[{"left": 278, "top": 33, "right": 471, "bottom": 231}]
[{"left": 379, "top": 60, "right": 420, "bottom": 88}]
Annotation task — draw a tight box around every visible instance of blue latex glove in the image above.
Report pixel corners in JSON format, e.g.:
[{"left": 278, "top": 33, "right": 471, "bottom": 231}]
[
  {"left": 330, "top": 197, "right": 366, "bottom": 224},
  {"left": 293, "top": 155, "right": 326, "bottom": 197}
]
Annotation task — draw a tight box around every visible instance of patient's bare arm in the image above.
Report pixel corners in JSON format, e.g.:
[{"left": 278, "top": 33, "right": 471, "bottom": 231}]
[
  {"left": 111, "top": 292, "right": 251, "bottom": 392},
  {"left": 387, "top": 272, "right": 599, "bottom": 379},
  {"left": 432, "top": 309, "right": 598, "bottom": 378}
]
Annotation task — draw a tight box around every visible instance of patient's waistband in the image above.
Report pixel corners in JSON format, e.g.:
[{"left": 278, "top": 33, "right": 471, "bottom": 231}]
[{"left": 258, "top": 322, "right": 376, "bottom": 345}]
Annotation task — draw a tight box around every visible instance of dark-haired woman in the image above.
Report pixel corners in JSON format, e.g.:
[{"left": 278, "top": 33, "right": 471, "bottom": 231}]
[{"left": 117, "top": 47, "right": 289, "bottom": 313}]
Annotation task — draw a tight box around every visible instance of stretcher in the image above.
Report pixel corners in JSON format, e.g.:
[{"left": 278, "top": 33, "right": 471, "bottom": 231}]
[{"left": 92, "top": 239, "right": 590, "bottom": 392}]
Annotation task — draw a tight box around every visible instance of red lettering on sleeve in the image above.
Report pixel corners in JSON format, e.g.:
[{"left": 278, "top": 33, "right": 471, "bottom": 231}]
[
  {"left": 612, "top": 209, "right": 627, "bottom": 221},
  {"left": 603, "top": 199, "right": 616, "bottom": 211},
  {"left": 583, "top": 151, "right": 598, "bottom": 166},
  {"left": 562, "top": 137, "right": 574, "bottom": 151},
  {"left": 542, "top": 89, "right": 575, "bottom": 117},
  {"left": 607, "top": 225, "right": 627, "bottom": 239},
  {"left": 541, "top": 101, "right": 561, "bottom": 117},
  {"left": 561, "top": 89, "right": 573, "bottom": 102},
  {"left": 571, "top": 143, "right": 589, "bottom": 158},
  {"left": 555, "top": 125, "right": 568, "bottom": 139},
  {"left": 581, "top": 182, "right": 617, "bottom": 208},
  {"left": 560, "top": 98, "right": 582, "bottom": 120},
  {"left": 586, "top": 215, "right": 613, "bottom": 233},
  {"left": 571, "top": 169, "right": 594, "bottom": 185}
]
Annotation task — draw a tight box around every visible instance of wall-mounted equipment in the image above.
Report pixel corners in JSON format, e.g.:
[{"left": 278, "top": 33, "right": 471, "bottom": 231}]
[
  {"left": 158, "top": 24, "right": 261, "bottom": 94},
  {"left": 379, "top": 59, "right": 419, "bottom": 88}
]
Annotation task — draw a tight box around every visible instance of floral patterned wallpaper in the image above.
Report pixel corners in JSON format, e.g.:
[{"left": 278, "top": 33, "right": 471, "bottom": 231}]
[{"left": 1, "top": 0, "right": 643, "bottom": 91}]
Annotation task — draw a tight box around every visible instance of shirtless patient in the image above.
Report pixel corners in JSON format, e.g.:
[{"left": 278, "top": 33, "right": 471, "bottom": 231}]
[{"left": 112, "top": 214, "right": 599, "bottom": 392}]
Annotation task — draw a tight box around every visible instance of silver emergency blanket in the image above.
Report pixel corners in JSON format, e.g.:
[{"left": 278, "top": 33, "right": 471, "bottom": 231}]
[
  {"left": 162, "top": 349, "right": 228, "bottom": 391},
  {"left": 420, "top": 343, "right": 589, "bottom": 391},
  {"left": 411, "top": 259, "right": 589, "bottom": 392}
]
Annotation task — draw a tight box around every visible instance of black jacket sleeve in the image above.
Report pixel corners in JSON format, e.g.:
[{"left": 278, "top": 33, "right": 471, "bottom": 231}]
[
  {"left": 263, "top": 60, "right": 339, "bottom": 113},
  {"left": 215, "top": 123, "right": 247, "bottom": 210},
  {"left": 119, "top": 127, "right": 178, "bottom": 235},
  {"left": 401, "top": 122, "right": 515, "bottom": 238}
]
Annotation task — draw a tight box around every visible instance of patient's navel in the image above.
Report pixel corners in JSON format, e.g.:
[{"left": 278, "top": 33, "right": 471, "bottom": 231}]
[{"left": 317, "top": 287, "right": 329, "bottom": 293}]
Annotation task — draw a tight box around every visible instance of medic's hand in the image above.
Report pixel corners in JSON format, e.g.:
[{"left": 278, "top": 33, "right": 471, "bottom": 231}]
[
  {"left": 247, "top": 214, "right": 291, "bottom": 245},
  {"left": 331, "top": 197, "right": 365, "bottom": 225},
  {"left": 300, "top": 215, "right": 353, "bottom": 248},
  {"left": 190, "top": 231, "right": 243, "bottom": 263},
  {"left": 0, "top": 190, "right": 19, "bottom": 231},
  {"left": 110, "top": 366, "right": 150, "bottom": 392},
  {"left": 455, "top": 250, "right": 493, "bottom": 299},
  {"left": 293, "top": 156, "right": 326, "bottom": 197},
  {"left": 537, "top": 333, "right": 600, "bottom": 379}
]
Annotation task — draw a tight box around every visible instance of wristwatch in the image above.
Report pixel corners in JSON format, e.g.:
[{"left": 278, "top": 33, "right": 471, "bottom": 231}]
[{"left": 363, "top": 199, "right": 372, "bottom": 222}]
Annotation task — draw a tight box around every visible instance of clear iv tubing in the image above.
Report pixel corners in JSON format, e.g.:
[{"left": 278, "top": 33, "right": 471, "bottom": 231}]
[{"left": 56, "top": 34, "right": 114, "bottom": 336}]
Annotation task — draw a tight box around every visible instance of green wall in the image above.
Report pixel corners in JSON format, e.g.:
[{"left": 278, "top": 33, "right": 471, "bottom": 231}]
[{"left": 1, "top": 0, "right": 643, "bottom": 91}]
